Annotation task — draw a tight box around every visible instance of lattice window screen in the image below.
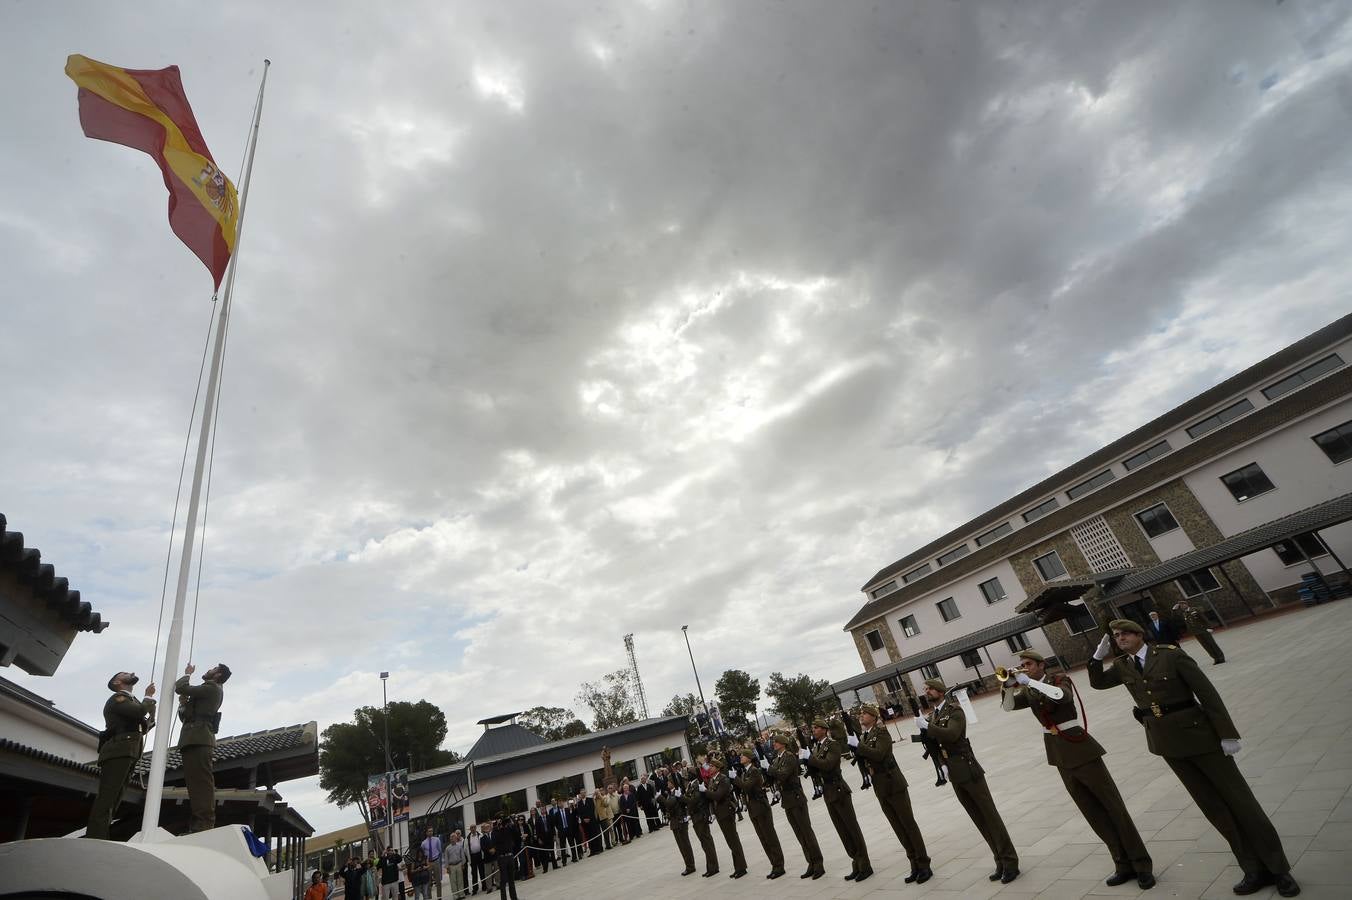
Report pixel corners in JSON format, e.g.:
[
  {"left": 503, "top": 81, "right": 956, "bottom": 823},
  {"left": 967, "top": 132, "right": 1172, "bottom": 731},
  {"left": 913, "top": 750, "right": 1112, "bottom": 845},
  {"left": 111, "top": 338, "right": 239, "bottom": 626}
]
[{"left": 1070, "top": 515, "right": 1132, "bottom": 573}]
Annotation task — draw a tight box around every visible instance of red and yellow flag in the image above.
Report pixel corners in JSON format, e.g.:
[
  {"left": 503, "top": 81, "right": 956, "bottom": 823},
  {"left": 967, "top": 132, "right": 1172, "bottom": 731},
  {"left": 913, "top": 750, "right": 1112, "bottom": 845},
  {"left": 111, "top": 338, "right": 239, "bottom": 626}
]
[{"left": 65, "top": 54, "right": 238, "bottom": 289}]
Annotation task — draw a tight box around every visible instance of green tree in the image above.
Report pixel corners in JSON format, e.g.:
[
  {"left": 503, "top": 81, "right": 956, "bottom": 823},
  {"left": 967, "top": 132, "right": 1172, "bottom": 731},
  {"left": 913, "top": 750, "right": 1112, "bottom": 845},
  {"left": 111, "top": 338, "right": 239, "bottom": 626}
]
[
  {"left": 519, "top": 706, "right": 590, "bottom": 741},
  {"left": 764, "top": 671, "right": 836, "bottom": 727},
  {"left": 714, "top": 669, "right": 760, "bottom": 734},
  {"left": 319, "top": 700, "right": 462, "bottom": 807},
  {"left": 576, "top": 669, "right": 639, "bottom": 731}
]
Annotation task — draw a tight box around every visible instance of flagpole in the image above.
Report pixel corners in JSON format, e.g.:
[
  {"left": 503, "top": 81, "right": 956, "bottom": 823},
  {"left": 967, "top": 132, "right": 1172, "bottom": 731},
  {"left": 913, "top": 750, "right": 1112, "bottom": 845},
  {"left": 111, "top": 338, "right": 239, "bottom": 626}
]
[{"left": 139, "top": 59, "right": 271, "bottom": 841}]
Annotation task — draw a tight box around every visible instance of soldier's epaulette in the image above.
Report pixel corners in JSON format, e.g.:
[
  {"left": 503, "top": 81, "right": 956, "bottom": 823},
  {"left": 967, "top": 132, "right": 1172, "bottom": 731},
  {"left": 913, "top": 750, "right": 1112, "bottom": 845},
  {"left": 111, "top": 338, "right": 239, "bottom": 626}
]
[
  {"left": 1159, "top": 644, "right": 1179, "bottom": 650},
  {"left": 114, "top": 694, "right": 127, "bottom": 702}
]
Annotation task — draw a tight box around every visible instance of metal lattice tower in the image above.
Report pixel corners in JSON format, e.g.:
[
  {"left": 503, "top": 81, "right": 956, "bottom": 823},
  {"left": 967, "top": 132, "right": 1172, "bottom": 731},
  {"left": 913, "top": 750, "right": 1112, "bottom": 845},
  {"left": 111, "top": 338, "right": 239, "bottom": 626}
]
[{"left": 623, "top": 633, "right": 650, "bottom": 719}]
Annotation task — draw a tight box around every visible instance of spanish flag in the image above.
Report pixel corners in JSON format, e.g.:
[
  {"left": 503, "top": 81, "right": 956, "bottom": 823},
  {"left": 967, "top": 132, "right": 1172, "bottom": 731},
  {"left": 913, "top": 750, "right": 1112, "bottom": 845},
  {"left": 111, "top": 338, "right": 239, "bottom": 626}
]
[{"left": 65, "top": 54, "right": 238, "bottom": 289}]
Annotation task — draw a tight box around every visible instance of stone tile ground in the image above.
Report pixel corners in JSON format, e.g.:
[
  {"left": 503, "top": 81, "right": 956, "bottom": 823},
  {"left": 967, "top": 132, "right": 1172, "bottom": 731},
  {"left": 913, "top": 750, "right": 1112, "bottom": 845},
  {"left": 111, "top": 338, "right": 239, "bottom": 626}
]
[{"left": 476, "top": 602, "right": 1352, "bottom": 899}]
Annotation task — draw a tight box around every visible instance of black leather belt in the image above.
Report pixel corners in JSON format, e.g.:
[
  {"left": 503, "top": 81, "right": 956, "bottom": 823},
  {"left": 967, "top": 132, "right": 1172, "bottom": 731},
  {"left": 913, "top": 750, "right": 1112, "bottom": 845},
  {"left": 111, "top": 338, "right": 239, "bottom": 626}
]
[{"left": 1135, "top": 700, "right": 1197, "bottom": 719}]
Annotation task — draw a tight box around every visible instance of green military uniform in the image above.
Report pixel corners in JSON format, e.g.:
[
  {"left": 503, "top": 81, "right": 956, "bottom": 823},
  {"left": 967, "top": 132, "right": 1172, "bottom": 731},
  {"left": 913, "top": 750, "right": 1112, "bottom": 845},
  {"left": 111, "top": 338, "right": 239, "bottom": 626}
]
[
  {"left": 705, "top": 756, "right": 747, "bottom": 876},
  {"left": 732, "top": 760, "right": 785, "bottom": 875},
  {"left": 852, "top": 709, "right": 930, "bottom": 876},
  {"left": 1088, "top": 627, "right": 1290, "bottom": 882},
  {"left": 1175, "top": 605, "right": 1225, "bottom": 664},
  {"left": 682, "top": 770, "right": 719, "bottom": 876},
  {"left": 767, "top": 735, "right": 823, "bottom": 878},
  {"left": 660, "top": 790, "right": 695, "bottom": 874},
  {"left": 804, "top": 722, "right": 871, "bottom": 880},
  {"left": 926, "top": 686, "right": 1018, "bottom": 877},
  {"left": 1001, "top": 655, "right": 1151, "bottom": 880},
  {"left": 88, "top": 690, "right": 155, "bottom": 839},
  {"left": 175, "top": 674, "right": 222, "bottom": 832}
]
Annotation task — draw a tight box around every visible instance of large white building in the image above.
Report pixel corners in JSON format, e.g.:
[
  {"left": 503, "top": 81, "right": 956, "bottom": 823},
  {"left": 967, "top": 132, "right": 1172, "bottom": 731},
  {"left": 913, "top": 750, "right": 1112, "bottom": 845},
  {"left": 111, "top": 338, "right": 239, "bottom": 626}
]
[{"left": 834, "top": 314, "right": 1352, "bottom": 707}]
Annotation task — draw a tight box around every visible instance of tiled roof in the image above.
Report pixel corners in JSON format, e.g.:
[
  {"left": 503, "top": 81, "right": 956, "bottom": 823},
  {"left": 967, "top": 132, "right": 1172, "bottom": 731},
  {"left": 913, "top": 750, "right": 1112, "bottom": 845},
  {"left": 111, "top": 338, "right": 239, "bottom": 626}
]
[
  {"left": 132, "top": 721, "right": 317, "bottom": 775},
  {"left": 466, "top": 723, "right": 547, "bottom": 760},
  {"left": 0, "top": 737, "right": 101, "bottom": 777},
  {"left": 859, "top": 313, "right": 1352, "bottom": 594},
  {"left": 1104, "top": 492, "right": 1352, "bottom": 598},
  {"left": 0, "top": 513, "right": 108, "bottom": 633},
  {"left": 845, "top": 361, "right": 1352, "bottom": 630}
]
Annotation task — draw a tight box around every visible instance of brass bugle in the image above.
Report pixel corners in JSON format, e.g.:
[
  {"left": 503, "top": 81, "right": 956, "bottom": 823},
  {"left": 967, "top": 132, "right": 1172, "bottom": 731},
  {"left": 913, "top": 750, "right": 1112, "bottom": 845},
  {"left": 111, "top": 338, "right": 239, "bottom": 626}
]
[{"left": 995, "top": 665, "right": 1024, "bottom": 682}]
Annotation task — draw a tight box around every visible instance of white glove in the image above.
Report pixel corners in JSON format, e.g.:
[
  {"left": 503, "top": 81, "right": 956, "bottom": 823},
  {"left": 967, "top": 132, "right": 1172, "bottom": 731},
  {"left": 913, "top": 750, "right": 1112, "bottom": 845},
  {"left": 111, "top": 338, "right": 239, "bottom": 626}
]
[
  {"left": 758, "top": 758, "right": 769, "bottom": 770},
  {"left": 846, "top": 735, "right": 859, "bottom": 748},
  {"left": 674, "top": 788, "right": 682, "bottom": 798},
  {"left": 697, "top": 783, "right": 706, "bottom": 793},
  {"left": 1221, "top": 739, "right": 1241, "bottom": 756},
  {"left": 1015, "top": 673, "right": 1030, "bottom": 685},
  {"left": 1093, "top": 634, "right": 1113, "bottom": 661},
  {"left": 917, "top": 716, "right": 929, "bottom": 730},
  {"left": 797, "top": 748, "right": 809, "bottom": 760}
]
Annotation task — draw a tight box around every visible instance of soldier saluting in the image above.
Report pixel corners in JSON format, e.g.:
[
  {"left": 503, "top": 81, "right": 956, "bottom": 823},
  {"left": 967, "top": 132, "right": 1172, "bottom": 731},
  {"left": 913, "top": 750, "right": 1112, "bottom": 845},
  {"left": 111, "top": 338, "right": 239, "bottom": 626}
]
[
  {"left": 175, "top": 661, "right": 230, "bottom": 832},
  {"left": 87, "top": 671, "right": 156, "bottom": 839},
  {"left": 851, "top": 702, "right": 932, "bottom": 884},
  {"left": 1000, "top": 649, "right": 1153, "bottom": 889},
  {"left": 1089, "top": 619, "right": 1299, "bottom": 897}
]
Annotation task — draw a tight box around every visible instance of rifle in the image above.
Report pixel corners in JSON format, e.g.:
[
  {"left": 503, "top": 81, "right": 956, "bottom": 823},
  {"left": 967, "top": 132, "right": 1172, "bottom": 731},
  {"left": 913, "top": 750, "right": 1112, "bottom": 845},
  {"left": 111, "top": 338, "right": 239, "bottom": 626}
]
[{"left": 909, "top": 704, "right": 948, "bottom": 787}]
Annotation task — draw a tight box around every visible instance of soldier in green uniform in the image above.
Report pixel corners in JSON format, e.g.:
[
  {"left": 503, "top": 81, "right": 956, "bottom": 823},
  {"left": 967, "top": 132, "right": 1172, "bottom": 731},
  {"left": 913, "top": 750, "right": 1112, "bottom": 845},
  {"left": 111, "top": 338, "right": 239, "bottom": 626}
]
[
  {"left": 681, "top": 763, "right": 719, "bottom": 877},
  {"left": 851, "top": 702, "right": 932, "bottom": 884},
  {"left": 1001, "top": 650, "right": 1154, "bottom": 888},
  {"left": 1171, "top": 600, "right": 1225, "bottom": 664},
  {"left": 175, "top": 661, "right": 230, "bottom": 832},
  {"left": 921, "top": 677, "right": 1019, "bottom": 884},
  {"left": 660, "top": 777, "right": 696, "bottom": 875},
  {"left": 734, "top": 745, "right": 785, "bottom": 879},
  {"left": 766, "top": 730, "right": 824, "bottom": 880},
  {"left": 1089, "top": 619, "right": 1299, "bottom": 897},
  {"left": 801, "top": 718, "right": 872, "bottom": 882},
  {"left": 703, "top": 751, "right": 748, "bottom": 879},
  {"left": 87, "top": 671, "right": 156, "bottom": 839}
]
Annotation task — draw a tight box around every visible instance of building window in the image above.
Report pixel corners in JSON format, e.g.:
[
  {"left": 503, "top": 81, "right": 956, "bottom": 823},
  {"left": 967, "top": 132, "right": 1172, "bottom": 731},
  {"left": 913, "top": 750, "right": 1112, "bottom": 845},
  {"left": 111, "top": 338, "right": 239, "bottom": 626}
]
[
  {"left": 864, "top": 629, "right": 885, "bottom": 652},
  {"left": 1023, "top": 498, "right": 1060, "bottom": 523},
  {"left": 1262, "top": 353, "right": 1344, "bottom": 400},
  {"left": 1220, "top": 462, "right": 1276, "bottom": 502},
  {"left": 936, "top": 597, "right": 961, "bottom": 622},
  {"left": 870, "top": 580, "right": 898, "bottom": 599},
  {"left": 883, "top": 675, "right": 904, "bottom": 695},
  {"left": 1313, "top": 420, "right": 1352, "bottom": 464},
  {"left": 1123, "top": 439, "right": 1172, "bottom": 471},
  {"left": 936, "top": 544, "right": 971, "bottom": 566},
  {"left": 920, "top": 663, "right": 940, "bottom": 680},
  {"left": 1033, "top": 550, "right": 1068, "bottom": 581},
  {"left": 1176, "top": 569, "right": 1221, "bottom": 597},
  {"left": 899, "top": 615, "right": 920, "bottom": 638},
  {"left": 1064, "top": 602, "right": 1097, "bottom": 634},
  {"left": 1135, "top": 503, "right": 1180, "bottom": 538},
  {"left": 960, "top": 649, "right": 982, "bottom": 669},
  {"left": 1273, "top": 533, "right": 1329, "bottom": 566},
  {"left": 1006, "top": 633, "right": 1031, "bottom": 652},
  {"left": 902, "top": 564, "right": 932, "bottom": 585},
  {"left": 1187, "top": 399, "right": 1255, "bottom": 439},
  {"left": 978, "top": 577, "right": 1007, "bottom": 604},
  {"left": 976, "top": 522, "right": 1014, "bottom": 547},
  {"left": 1067, "top": 470, "right": 1116, "bottom": 500}
]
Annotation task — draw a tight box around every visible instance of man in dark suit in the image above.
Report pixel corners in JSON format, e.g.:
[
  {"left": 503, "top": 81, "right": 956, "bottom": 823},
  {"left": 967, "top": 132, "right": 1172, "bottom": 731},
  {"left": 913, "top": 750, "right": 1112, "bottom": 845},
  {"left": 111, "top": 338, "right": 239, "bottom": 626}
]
[
  {"left": 1146, "top": 610, "right": 1181, "bottom": 644},
  {"left": 577, "top": 792, "right": 602, "bottom": 855},
  {"left": 531, "top": 801, "right": 556, "bottom": 872},
  {"left": 547, "top": 798, "right": 575, "bottom": 865},
  {"left": 637, "top": 774, "right": 661, "bottom": 832}
]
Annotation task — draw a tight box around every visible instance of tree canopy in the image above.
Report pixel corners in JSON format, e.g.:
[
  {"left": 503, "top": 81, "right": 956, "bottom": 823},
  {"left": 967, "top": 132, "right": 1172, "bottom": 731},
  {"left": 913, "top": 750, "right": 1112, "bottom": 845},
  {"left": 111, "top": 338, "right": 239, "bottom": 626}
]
[
  {"left": 764, "top": 671, "right": 836, "bottom": 727},
  {"left": 714, "top": 668, "right": 760, "bottom": 734},
  {"left": 519, "top": 705, "right": 590, "bottom": 741},
  {"left": 576, "top": 668, "right": 639, "bottom": 731},
  {"left": 319, "top": 700, "right": 461, "bottom": 807}
]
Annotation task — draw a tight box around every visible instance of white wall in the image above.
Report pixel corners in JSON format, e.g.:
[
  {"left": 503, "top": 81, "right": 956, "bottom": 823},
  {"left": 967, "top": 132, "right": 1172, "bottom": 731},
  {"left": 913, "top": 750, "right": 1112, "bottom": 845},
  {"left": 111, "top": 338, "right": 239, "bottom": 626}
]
[
  {"left": 0, "top": 695, "right": 99, "bottom": 761},
  {"left": 1184, "top": 399, "right": 1352, "bottom": 592},
  {"left": 409, "top": 727, "right": 689, "bottom": 828}
]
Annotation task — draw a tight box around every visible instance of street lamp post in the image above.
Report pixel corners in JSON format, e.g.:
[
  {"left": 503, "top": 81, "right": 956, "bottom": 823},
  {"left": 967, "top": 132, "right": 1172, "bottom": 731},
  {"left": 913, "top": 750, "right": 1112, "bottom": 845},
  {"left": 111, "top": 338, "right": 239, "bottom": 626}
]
[
  {"left": 680, "top": 625, "right": 712, "bottom": 722},
  {"left": 380, "top": 671, "right": 393, "bottom": 852}
]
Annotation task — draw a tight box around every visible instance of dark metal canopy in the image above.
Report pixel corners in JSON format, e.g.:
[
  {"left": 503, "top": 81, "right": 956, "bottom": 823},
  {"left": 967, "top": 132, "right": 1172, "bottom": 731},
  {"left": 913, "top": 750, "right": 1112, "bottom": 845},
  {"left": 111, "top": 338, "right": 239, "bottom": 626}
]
[
  {"left": 1103, "top": 491, "right": 1352, "bottom": 598},
  {"left": 1016, "top": 569, "right": 1134, "bottom": 615}
]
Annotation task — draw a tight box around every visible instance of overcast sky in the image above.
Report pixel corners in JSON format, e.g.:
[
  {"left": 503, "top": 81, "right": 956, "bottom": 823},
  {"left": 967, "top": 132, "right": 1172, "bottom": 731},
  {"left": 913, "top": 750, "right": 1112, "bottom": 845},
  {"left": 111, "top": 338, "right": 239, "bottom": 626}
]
[{"left": 3, "top": 0, "right": 1351, "bottom": 833}]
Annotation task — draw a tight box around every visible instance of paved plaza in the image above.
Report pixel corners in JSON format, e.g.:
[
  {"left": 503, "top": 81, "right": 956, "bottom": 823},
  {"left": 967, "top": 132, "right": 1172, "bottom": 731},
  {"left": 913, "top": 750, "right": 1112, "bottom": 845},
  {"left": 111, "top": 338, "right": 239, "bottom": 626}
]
[{"left": 507, "top": 601, "right": 1352, "bottom": 899}]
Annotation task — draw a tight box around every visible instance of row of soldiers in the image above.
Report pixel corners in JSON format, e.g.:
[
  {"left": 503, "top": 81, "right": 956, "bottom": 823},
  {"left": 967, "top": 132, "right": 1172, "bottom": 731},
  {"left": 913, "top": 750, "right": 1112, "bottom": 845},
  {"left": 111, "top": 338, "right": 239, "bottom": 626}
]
[{"left": 654, "top": 618, "right": 1300, "bottom": 897}]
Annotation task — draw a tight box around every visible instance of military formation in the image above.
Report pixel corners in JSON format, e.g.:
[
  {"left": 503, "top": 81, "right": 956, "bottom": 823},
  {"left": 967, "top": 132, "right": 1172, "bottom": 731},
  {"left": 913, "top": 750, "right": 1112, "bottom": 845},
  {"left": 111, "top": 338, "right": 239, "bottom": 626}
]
[{"left": 645, "top": 616, "right": 1297, "bottom": 898}]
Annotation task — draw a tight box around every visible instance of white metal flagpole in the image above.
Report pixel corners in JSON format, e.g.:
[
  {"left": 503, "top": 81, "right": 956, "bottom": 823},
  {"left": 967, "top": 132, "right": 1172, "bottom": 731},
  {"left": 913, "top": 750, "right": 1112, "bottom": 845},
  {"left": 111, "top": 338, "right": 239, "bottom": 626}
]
[{"left": 138, "top": 60, "right": 271, "bottom": 840}]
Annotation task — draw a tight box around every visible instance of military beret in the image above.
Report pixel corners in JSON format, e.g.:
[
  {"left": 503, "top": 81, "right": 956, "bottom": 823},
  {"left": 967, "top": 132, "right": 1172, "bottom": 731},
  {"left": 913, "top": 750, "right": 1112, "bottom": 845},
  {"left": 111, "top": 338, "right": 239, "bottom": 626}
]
[
  {"left": 811, "top": 718, "right": 829, "bottom": 729},
  {"left": 770, "top": 730, "right": 796, "bottom": 750},
  {"left": 923, "top": 678, "right": 947, "bottom": 693},
  {"left": 1109, "top": 618, "right": 1144, "bottom": 634},
  {"left": 736, "top": 745, "right": 755, "bottom": 759},
  {"left": 1015, "top": 650, "right": 1045, "bottom": 663},
  {"left": 706, "top": 750, "right": 726, "bottom": 769},
  {"left": 857, "top": 702, "right": 880, "bottom": 718}
]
